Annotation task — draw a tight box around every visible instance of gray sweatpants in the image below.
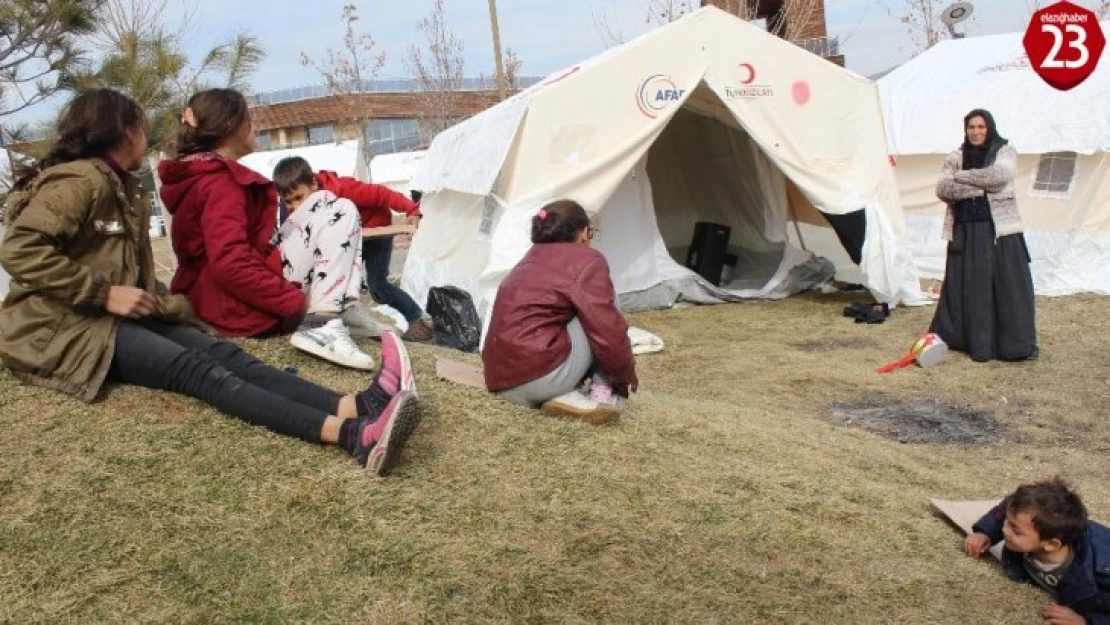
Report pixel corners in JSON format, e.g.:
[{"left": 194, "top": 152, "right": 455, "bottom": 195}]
[{"left": 499, "top": 318, "right": 595, "bottom": 407}]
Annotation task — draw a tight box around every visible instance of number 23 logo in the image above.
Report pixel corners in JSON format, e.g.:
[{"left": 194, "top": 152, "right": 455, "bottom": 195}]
[{"left": 1040, "top": 23, "right": 1090, "bottom": 68}]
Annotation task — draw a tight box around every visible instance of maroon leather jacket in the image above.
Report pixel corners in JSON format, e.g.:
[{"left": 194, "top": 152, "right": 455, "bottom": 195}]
[{"left": 482, "top": 242, "right": 636, "bottom": 393}]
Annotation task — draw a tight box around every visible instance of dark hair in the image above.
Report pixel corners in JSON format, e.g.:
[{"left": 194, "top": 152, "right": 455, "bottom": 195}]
[
  {"left": 531, "top": 199, "right": 590, "bottom": 244},
  {"left": 176, "top": 88, "right": 251, "bottom": 157},
  {"left": 272, "top": 156, "right": 317, "bottom": 195},
  {"left": 1008, "top": 478, "right": 1088, "bottom": 545},
  {"left": 37, "top": 88, "right": 146, "bottom": 171}
]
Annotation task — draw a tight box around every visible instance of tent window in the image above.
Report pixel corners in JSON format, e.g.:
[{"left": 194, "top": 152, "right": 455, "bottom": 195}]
[
  {"left": 1031, "top": 151, "right": 1078, "bottom": 198},
  {"left": 477, "top": 196, "right": 499, "bottom": 242}
]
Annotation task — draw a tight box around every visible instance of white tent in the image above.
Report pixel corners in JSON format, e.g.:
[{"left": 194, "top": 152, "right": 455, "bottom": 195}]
[
  {"left": 403, "top": 7, "right": 923, "bottom": 328},
  {"left": 879, "top": 23, "right": 1110, "bottom": 296},
  {"left": 370, "top": 150, "right": 427, "bottom": 194},
  {"left": 239, "top": 139, "right": 369, "bottom": 181}
]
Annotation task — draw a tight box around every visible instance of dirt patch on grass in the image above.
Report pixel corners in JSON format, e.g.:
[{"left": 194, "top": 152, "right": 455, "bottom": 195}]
[{"left": 827, "top": 397, "right": 1000, "bottom": 445}]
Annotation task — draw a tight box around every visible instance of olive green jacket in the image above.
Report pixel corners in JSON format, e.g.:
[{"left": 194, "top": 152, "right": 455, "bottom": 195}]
[{"left": 0, "top": 159, "right": 199, "bottom": 401}]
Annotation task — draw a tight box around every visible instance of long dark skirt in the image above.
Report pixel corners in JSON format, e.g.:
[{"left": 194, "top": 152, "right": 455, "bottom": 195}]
[{"left": 930, "top": 222, "right": 1038, "bottom": 362}]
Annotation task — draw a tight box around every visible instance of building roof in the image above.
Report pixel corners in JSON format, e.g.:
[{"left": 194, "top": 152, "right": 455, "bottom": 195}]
[{"left": 250, "top": 91, "right": 504, "bottom": 131}]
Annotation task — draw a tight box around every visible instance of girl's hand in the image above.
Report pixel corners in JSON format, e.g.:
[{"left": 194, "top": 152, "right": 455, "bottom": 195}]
[{"left": 105, "top": 286, "right": 155, "bottom": 319}]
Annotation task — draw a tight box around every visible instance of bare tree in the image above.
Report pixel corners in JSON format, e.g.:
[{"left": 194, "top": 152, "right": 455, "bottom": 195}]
[
  {"left": 1099, "top": 0, "right": 1109, "bottom": 18},
  {"left": 890, "top": 0, "right": 949, "bottom": 51},
  {"left": 0, "top": 0, "right": 104, "bottom": 118},
  {"left": 301, "top": 3, "right": 387, "bottom": 96},
  {"left": 502, "top": 48, "right": 523, "bottom": 91},
  {"left": 590, "top": 0, "right": 627, "bottom": 46},
  {"left": 594, "top": 0, "right": 824, "bottom": 47},
  {"left": 644, "top": 0, "right": 695, "bottom": 25},
  {"left": 406, "top": 0, "right": 465, "bottom": 141},
  {"left": 300, "top": 2, "right": 386, "bottom": 150}
]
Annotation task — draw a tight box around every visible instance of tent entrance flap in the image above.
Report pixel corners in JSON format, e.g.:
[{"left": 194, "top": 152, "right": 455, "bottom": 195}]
[{"left": 594, "top": 104, "right": 833, "bottom": 311}]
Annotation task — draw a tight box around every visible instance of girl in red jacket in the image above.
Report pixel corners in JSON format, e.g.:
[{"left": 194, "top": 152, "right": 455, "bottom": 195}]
[
  {"left": 482, "top": 200, "right": 638, "bottom": 425},
  {"left": 158, "top": 88, "right": 374, "bottom": 370}
]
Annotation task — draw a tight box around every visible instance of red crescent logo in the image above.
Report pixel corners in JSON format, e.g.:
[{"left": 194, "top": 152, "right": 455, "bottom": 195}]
[{"left": 739, "top": 63, "right": 756, "bottom": 84}]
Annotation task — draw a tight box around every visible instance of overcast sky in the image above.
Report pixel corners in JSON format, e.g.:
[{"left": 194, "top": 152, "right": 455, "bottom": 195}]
[{"left": 4, "top": 0, "right": 1105, "bottom": 126}]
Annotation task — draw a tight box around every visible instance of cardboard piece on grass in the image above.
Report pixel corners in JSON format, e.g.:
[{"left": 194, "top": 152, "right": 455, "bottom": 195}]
[
  {"left": 930, "top": 498, "right": 1005, "bottom": 560},
  {"left": 435, "top": 358, "right": 485, "bottom": 389},
  {"left": 362, "top": 224, "right": 416, "bottom": 239}
]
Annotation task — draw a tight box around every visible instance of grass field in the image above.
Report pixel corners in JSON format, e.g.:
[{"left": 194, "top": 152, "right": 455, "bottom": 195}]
[{"left": 1, "top": 291, "right": 1107, "bottom": 623}]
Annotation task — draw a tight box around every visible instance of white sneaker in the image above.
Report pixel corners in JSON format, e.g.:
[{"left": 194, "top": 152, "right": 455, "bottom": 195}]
[
  {"left": 290, "top": 318, "right": 375, "bottom": 370},
  {"left": 341, "top": 300, "right": 393, "bottom": 339},
  {"left": 540, "top": 391, "right": 621, "bottom": 426}
]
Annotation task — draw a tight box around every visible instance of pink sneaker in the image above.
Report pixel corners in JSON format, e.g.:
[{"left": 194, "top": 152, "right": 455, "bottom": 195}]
[
  {"left": 356, "top": 331, "right": 415, "bottom": 417},
  {"left": 379, "top": 330, "right": 416, "bottom": 396},
  {"left": 365, "top": 391, "right": 421, "bottom": 477}
]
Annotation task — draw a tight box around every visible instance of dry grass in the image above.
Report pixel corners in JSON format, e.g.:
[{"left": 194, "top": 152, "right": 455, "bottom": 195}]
[{"left": 1, "top": 292, "right": 1108, "bottom": 623}]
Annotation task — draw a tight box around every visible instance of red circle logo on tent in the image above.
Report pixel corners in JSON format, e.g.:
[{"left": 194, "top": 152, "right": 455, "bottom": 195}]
[{"left": 1023, "top": 0, "right": 1105, "bottom": 91}]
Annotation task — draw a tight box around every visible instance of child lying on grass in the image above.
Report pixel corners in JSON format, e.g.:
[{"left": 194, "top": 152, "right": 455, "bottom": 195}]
[{"left": 964, "top": 478, "right": 1109, "bottom": 625}]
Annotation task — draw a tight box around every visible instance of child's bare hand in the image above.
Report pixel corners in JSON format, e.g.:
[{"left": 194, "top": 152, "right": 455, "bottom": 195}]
[
  {"left": 105, "top": 286, "right": 154, "bottom": 319},
  {"left": 964, "top": 532, "right": 992, "bottom": 558},
  {"left": 1039, "top": 604, "right": 1086, "bottom": 625},
  {"left": 405, "top": 215, "right": 421, "bottom": 227}
]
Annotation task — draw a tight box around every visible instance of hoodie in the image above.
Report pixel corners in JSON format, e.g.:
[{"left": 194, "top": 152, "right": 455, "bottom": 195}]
[
  {"left": 158, "top": 154, "right": 305, "bottom": 337},
  {"left": 315, "top": 171, "right": 420, "bottom": 229}
]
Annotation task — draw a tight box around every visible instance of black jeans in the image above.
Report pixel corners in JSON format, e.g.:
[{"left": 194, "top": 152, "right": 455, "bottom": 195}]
[
  {"left": 362, "top": 236, "right": 424, "bottom": 322},
  {"left": 109, "top": 319, "right": 344, "bottom": 443}
]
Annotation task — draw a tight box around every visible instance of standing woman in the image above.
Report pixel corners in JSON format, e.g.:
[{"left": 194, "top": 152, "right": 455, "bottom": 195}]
[
  {"left": 0, "top": 89, "right": 420, "bottom": 476},
  {"left": 932, "top": 109, "right": 1038, "bottom": 362}
]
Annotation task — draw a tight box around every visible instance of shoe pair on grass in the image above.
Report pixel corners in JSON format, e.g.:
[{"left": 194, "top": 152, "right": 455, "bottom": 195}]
[{"left": 843, "top": 301, "right": 890, "bottom": 324}]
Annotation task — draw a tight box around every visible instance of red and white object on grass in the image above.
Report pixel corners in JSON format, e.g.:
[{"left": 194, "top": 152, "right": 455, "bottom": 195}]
[{"left": 876, "top": 333, "right": 949, "bottom": 374}]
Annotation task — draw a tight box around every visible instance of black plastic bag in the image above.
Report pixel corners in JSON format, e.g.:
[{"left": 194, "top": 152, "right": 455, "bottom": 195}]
[{"left": 426, "top": 286, "right": 481, "bottom": 353}]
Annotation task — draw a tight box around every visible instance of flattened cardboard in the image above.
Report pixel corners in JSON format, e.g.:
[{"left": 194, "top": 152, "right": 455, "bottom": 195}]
[
  {"left": 436, "top": 358, "right": 485, "bottom": 389},
  {"left": 362, "top": 224, "right": 416, "bottom": 239},
  {"left": 930, "top": 498, "right": 1005, "bottom": 560}
]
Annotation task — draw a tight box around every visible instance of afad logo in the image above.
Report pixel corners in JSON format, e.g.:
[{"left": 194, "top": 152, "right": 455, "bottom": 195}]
[
  {"left": 725, "top": 63, "right": 774, "bottom": 99},
  {"left": 636, "top": 74, "right": 685, "bottom": 118}
]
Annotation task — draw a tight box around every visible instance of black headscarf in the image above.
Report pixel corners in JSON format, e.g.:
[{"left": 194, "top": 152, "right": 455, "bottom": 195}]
[{"left": 961, "top": 108, "right": 1008, "bottom": 170}]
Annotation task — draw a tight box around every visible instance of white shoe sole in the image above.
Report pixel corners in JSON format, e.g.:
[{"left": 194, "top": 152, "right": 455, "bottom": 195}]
[
  {"left": 289, "top": 333, "right": 375, "bottom": 370},
  {"left": 541, "top": 399, "right": 621, "bottom": 426}
]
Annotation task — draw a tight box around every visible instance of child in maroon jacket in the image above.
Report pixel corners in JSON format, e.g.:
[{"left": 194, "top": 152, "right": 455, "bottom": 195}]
[{"left": 272, "top": 156, "right": 435, "bottom": 342}]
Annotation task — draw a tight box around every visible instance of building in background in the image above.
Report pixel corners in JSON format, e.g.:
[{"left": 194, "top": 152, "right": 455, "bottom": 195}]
[{"left": 247, "top": 78, "right": 541, "bottom": 163}]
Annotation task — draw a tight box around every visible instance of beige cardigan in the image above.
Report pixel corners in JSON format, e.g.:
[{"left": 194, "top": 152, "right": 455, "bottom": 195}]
[{"left": 935, "top": 144, "right": 1023, "bottom": 241}]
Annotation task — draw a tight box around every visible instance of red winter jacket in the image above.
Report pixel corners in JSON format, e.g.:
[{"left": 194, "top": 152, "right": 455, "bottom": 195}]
[
  {"left": 316, "top": 171, "right": 420, "bottom": 229},
  {"left": 482, "top": 243, "right": 636, "bottom": 394},
  {"left": 158, "top": 154, "right": 305, "bottom": 337}
]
